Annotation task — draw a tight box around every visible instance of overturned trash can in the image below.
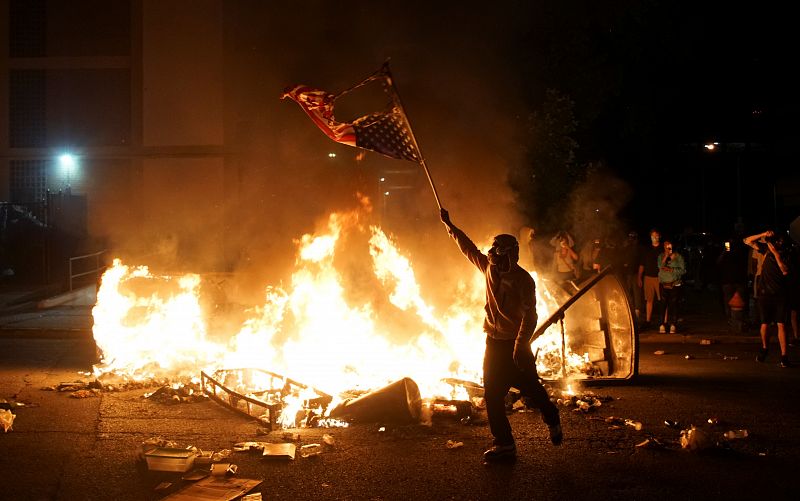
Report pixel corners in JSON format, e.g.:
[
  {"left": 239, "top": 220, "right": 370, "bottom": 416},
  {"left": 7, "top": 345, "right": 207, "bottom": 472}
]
[
  {"left": 329, "top": 377, "right": 422, "bottom": 424},
  {"left": 534, "top": 268, "right": 638, "bottom": 381}
]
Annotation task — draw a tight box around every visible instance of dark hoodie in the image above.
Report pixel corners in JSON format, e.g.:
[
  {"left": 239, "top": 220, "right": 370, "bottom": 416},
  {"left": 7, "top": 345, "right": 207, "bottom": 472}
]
[{"left": 447, "top": 225, "right": 538, "bottom": 343}]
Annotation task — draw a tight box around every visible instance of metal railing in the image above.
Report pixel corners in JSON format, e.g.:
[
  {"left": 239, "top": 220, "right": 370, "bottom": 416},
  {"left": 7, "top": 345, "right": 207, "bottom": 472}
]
[{"left": 68, "top": 250, "right": 107, "bottom": 291}]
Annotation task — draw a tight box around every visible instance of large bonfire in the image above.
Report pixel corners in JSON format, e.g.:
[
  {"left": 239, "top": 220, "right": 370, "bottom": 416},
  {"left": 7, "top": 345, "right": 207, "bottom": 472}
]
[{"left": 91, "top": 196, "right": 588, "bottom": 408}]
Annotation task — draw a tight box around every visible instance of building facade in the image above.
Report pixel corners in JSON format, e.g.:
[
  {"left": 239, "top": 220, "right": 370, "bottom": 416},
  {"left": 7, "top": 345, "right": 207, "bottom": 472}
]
[{"left": 0, "top": 0, "right": 231, "bottom": 277}]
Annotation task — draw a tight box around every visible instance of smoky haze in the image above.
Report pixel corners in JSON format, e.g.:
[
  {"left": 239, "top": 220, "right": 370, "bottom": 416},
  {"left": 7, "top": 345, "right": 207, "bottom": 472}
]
[{"left": 102, "top": 2, "right": 539, "bottom": 310}]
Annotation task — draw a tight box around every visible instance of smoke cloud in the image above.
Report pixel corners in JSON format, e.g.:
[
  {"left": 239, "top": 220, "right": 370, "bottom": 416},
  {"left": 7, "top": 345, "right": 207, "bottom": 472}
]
[{"left": 97, "top": 2, "right": 543, "bottom": 308}]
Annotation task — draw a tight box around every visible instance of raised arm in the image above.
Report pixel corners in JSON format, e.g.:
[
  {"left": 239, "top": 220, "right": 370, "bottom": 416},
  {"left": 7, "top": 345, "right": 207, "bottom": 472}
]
[
  {"left": 440, "top": 208, "right": 488, "bottom": 271},
  {"left": 744, "top": 230, "right": 772, "bottom": 251}
]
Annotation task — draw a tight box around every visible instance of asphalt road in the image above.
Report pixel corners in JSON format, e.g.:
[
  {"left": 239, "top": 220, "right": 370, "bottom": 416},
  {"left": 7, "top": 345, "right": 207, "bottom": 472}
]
[{"left": 1, "top": 334, "right": 799, "bottom": 501}]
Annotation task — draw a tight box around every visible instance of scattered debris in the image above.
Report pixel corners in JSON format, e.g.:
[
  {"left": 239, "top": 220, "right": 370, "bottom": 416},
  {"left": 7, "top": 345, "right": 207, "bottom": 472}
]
[
  {"left": 700, "top": 339, "right": 715, "bottom": 345},
  {"left": 680, "top": 426, "right": 713, "bottom": 451},
  {"left": 194, "top": 450, "right": 214, "bottom": 465},
  {"left": 653, "top": 350, "right": 666, "bottom": 356},
  {"left": 1, "top": 409, "right": 15, "bottom": 432},
  {"left": 723, "top": 429, "right": 749, "bottom": 440},
  {"left": 664, "top": 420, "right": 681, "bottom": 429},
  {"left": 154, "top": 481, "right": 173, "bottom": 491},
  {"left": 445, "top": 440, "right": 464, "bottom": 449},
  {"left": 556, "top": 390, "right": 613, "bottom": 414},
  {"left": 233, "top": 442, "right": 269, "bottom": 453},
  {"left": 242, "top": 493, "right": 263, "bottom": 501},
  {"left": 210, "top": 463, "right": 238, "bottom": 476},
  {"left": 143, "top": 383, "right": 208, "bottom": 404},
  {"left": 159, "top": 476, "right": 262, "bottom": 501},
  {"left": 0, "top": 399, "right": 36, "bottom": 410},
  {"left": 144, "top": 447, "right": 197, "bottom": 472},
  {"left": 70, "top": 389, "right": 100, "bottom": 399},
  {"left": 635, "top": 437, "right": 667, "bottom": 449},
  {"left": 200, "top": 368, "right": 332, "bottom": 430},
  {"left": 299, "top": 443, "right": 322, "bottom": 458},
  {"left": 142, "top": 436, "right": 180, "bottom": 451},
  {"left": 281, "top": 432, "right": 300, "bottom": 442},
  {"left": 262, "top": 443, "right": 296, "bottom": 460},
  {"left": 716, "top": 353, "right": 739, "bottom": 361},
  {"left": 684, "top": 355, "right": 694, "bottom": 360},
  {"left": 625, "top": 419, "right": 643, "bottom": 431},
  {"left": 322, "top": 434, "right": 335, "bottom": 446},
  {"left": 707, "top": 417, "right": 720, "bottom": 426},
  {"left": 330, "top": 378, "right": 421, "bottom": 424}
]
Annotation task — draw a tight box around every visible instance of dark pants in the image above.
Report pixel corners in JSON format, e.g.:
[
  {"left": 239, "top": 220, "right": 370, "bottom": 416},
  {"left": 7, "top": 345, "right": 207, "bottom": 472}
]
[
  {"left": 660, "top": 284, "right": 680, "bottom": 326},
  {"left": 624, "top": 273, "right": 643, "bottom": 319},
  {"left": 483, "top": 336, "right": 559, "bottom": 446}
]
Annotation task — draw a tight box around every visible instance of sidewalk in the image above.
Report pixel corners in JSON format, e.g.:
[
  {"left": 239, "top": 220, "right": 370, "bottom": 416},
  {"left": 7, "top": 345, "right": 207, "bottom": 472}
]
[
  {"left": 638, "top": 285, "right": 760, "bottom": 344},
  {"left": 0, "top": 284, "right": 95, "bottom": 337}
]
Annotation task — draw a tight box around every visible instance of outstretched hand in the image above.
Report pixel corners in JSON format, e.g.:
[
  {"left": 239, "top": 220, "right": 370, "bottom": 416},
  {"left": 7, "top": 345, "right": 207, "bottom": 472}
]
[{"left": 440, "top": 208, "right": 452, "bottom": 229}]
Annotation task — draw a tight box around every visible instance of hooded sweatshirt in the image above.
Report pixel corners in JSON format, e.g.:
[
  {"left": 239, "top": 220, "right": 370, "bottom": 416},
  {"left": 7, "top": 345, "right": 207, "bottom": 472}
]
[{"left": 447, "top": 225, "right": 538, "bottom": 343}]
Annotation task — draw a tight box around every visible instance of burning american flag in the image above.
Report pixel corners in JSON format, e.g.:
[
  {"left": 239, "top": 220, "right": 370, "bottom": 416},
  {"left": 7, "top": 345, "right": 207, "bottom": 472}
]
[{"left": 282, "top": 63, "right": 421, "bottom": 163}]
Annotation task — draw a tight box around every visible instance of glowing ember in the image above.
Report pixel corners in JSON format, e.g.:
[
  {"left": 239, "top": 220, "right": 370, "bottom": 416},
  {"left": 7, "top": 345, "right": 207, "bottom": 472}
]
[{"left": 92, "top": 199, "right": 603, "bottom": 418}]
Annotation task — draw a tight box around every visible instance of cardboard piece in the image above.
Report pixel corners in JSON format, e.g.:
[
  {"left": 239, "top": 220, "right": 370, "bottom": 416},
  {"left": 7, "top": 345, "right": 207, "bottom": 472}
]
[
  {"left": 262, "top": 443, "right": 296, "bottom": 460},
  {"left": 160, "top": 476, "right": 262, "bottom": 501}
]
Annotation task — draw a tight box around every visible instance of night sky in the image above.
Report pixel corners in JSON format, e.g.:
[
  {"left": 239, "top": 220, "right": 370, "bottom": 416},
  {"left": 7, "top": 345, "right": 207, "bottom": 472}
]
[
  {"left": 17, "top": 1, "right": 795, "bottom": 283},
  {"left": 245, "top": 1, "right": 796, "bottom": 246}
]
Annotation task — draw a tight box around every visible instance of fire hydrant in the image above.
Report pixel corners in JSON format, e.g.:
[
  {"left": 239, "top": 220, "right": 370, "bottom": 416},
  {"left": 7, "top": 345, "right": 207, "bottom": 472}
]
[{"left": 728, "top": 291, "right": 745, "bottom": 333}]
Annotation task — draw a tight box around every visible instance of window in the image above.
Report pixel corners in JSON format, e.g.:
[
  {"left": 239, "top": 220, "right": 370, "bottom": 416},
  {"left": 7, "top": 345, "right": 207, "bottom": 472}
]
[{"left": 10, "top": 159, "right": 48, "bottom": 204}]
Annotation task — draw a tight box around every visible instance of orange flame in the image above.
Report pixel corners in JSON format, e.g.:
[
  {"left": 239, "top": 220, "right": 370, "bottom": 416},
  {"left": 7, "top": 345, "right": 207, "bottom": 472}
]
[{"left": 92, "top": 202, "right": 589, "bottom": 404}]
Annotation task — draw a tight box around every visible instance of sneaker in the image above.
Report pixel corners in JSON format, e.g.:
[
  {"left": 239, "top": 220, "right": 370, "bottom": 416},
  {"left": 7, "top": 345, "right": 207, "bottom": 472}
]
[
  {"left": 658, "top": 324, "right": 666, "bottom": 334},
  {"left": 549, "top": 423, "right": 563, "bottom": 446},
  {"left": 779, "top": 356, "right": 792, "bottom": 368},
  {"left": 669, "top": 325, "right": 676, "bottom": 334},
  {"left": 756, "top": 348, "right": 768, "bottom": 363},
  {"left": 482, "top": 443, "right": 516, "bottom": 462}
]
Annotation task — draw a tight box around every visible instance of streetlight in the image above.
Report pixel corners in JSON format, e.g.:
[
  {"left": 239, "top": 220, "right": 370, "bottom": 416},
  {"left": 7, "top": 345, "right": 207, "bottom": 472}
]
[{"left": 58, "top": 153, "right": 77, "bottom": 189}]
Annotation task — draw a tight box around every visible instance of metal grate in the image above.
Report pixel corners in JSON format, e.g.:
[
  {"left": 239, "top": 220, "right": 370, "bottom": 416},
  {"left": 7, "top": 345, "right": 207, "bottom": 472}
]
[
  {"left": 10, "top": 159, "right": 48, "bottom": 205},
  {"left": 9, "top": 0, "right": 47, "bottom": 57}
]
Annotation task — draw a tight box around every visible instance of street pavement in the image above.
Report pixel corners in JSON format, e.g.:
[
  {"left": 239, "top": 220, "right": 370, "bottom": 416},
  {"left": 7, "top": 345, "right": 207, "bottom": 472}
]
[{"left": 1, "top": 286, "right": 799, "bottom": 500}]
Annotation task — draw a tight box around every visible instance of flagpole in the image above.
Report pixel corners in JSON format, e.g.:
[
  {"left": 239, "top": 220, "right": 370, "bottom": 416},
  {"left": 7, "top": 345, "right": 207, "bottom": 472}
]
[{"left": 381, "top": 63, "right": 443, "bottom": 210}]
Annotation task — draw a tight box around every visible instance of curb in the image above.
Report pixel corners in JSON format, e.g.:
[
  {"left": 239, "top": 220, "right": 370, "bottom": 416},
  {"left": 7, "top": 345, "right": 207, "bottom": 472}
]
[
  {"left": 639, "top": 333, "right": 760, "bottom": 344},
  {"left": 0, "top": 327, "right": 93, "bottom": 339}
]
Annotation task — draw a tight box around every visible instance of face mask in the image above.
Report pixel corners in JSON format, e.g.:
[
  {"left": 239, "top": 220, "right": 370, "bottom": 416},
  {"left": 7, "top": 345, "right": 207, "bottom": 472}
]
[
  {"left": 651, "top": 236, "right": 659, "bottom": 245},
  {"left": 488, "top": 248, "right": 510, "bottom": 269}
]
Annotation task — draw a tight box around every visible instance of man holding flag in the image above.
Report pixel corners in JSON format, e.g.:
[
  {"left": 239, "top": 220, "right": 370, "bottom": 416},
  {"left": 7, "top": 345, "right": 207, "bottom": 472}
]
[
  {"left": 284, "top": 63, "right": 561, "bottom": 463},
  {"left": 439, "top": 208, "right": 562, "bottom": 463}
]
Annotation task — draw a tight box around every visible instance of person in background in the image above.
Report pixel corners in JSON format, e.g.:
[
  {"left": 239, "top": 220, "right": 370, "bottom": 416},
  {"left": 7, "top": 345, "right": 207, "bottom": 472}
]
[
  {"left": 787, "top": 239, "right": 800, "bottom": 346},
  {"left": 657, "top": 239, "right": 686, "bottom": 334},
  {"left": 550, "top": 231, "right": 579, "bottom": 292},
  {"left": 620, "top": 231, "right": 643, "bottom": 323},
  {"left": 439, "top": 208, "right": 562, "bottom": 463},
  {"left": 593, "top": 235, "right": 622, "bottom": 274},
  {"left": 527, "top": 228, "right": 537, "bottom": 272},
  {"left": 638, "top": 229, "right": 663, "bottom": 330},
  {"left": 579, "top": 237, "right": 602, "bottom": 281},
  {"left": 744, "top": 230, "right": 791, "bottom": 367}
]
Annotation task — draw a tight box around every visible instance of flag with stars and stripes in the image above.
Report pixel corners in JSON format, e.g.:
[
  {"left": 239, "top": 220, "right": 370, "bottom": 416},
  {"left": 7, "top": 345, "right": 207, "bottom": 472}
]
[{"left": 282, "top": 70, "right": 421, "bottom": 163}]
